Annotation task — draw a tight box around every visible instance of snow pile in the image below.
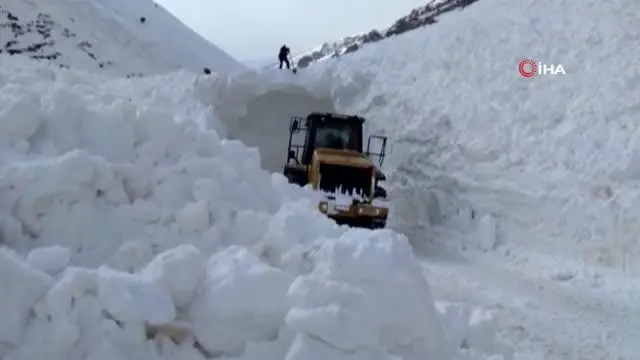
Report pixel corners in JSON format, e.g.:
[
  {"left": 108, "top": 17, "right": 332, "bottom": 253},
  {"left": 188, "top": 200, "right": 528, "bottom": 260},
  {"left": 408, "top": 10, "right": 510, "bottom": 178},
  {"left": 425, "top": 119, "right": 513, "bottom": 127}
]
[
  {"left": 0, "top": 56, "right": 510, "bottom": 359},
  {"left": 0, "top": 0, "right": 243, "bottom": 76},
  {"left": 1, "top": 237, "right": 510, "bottom": 360}
]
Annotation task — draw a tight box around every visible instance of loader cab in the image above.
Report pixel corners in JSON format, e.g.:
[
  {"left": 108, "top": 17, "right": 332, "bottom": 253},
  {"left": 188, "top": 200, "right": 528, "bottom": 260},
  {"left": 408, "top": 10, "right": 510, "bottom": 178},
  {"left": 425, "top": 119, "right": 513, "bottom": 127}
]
[
  {"left": 284, "top": 112, "right": 388, "bottom": 190},
  {"left": 302, "top": 113, "right": 363, "bottom": 164},
  {"left": 286, "top": 113, "right": 385, "bottom": 164}
]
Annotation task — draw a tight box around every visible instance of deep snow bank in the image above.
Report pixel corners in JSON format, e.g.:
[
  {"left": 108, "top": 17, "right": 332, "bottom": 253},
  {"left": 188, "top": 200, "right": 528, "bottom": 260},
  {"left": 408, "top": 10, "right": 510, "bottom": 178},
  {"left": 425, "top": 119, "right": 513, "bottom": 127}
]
[
  {"left": 309, "top": 0, "right": 640, "bottom": 275},
  {"left": 0, "top": 57, "right": 510, "bottom": 359}
]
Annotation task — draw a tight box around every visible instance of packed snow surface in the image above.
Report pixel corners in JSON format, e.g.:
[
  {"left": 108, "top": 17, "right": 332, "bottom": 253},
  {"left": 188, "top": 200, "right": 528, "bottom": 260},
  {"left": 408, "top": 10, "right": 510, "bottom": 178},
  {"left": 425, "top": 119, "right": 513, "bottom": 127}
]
[
  {"left": 0, "top": 0, "right": 244, "bottom": 76},
  {"left": 0, "top": 52, "right": 508, "bottom": 360}
]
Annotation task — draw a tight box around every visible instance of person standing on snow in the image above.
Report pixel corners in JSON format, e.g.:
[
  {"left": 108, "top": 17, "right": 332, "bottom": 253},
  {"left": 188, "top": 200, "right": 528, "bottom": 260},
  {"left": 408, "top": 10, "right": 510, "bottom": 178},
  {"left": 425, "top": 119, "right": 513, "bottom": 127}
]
[{"left": 278, "top": 45, "right": 291, "bottom": 69}]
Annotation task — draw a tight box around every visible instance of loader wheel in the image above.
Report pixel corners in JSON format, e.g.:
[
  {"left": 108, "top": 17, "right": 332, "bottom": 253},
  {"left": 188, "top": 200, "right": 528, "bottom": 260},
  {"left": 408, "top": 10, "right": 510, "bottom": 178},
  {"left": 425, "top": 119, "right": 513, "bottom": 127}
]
[{"left": 369, "top": 219, "right": 386, "bottom": 229}]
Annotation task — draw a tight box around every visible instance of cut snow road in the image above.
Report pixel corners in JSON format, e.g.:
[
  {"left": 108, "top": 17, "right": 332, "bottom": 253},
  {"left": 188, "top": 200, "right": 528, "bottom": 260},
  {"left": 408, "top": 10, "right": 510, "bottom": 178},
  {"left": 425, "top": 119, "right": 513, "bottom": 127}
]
[{"left": 420, "top": 250, "right": 640, "bottom": 360}]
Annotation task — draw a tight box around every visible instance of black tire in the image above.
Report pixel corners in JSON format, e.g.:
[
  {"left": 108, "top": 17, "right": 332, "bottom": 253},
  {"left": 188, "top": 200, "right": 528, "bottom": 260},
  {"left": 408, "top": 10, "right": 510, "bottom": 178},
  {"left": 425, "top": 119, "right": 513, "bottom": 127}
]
[
  {"left": 374, "top": 186, "right": 387, "bottom": 199},
  {"left": 369, "top": 219, "right": 386, "bottom": 229}
]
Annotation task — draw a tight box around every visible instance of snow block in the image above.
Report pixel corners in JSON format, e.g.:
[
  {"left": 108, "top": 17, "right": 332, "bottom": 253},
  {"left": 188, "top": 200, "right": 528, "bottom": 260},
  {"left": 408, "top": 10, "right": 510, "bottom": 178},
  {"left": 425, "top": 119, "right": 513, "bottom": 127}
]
[
  {"left": 109, "top": 240, "right": 157, "bottom": 272},
  {"left": 0, "top": 248, "right": 53, "bottom": 346},
  {"left": 285, "top": 275, "right": 379, "bottom": 350},
  {"left": 140, "top": 244, "right": 206, "bottom": 309},
  {"left": 175, "top": 201, "right": 211, "bottom": 233},
  {"left": 41, "top": 267, "right": 98, "bottom": 321},
  {"left": 188, "top": 246, "right": 295, "bottom": 355},
  {"left": 26, "top": 245, "right": 71, "bottom": 275},
  {"left": 96, "top": 266, "right": 176, "bottom": 325},
  {"left": 260, "top": 200, "right": 343, "bottom": 271},
  {"left": 312, "top": 229, "right": 446, "bottom": 351}
]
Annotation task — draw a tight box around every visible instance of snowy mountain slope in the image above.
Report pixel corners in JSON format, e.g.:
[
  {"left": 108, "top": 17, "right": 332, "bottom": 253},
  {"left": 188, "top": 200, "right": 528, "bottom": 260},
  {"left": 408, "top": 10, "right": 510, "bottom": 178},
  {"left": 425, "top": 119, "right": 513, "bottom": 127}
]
[
  {"left": 291, "top": 0, "right": 479, "bottom": 69},
  {"left": 0, "top": 0, "right": 244, "bottom": 77},
  {"left": 0, "top": 51, "right": 510, "bottom": 360},
  {"left": 279, "top": 0, "right": 639, "bottom": 357}
]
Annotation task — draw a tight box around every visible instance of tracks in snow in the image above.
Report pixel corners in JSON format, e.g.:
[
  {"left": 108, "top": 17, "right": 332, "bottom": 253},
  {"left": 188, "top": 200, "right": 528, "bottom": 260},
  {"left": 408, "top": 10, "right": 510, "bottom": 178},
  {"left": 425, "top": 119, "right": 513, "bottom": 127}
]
[
  {"left": 419, "top": 248, "right": 640, "bottom": 360},
  {"left": 388, "top": 140, "right": 640, "bottom": 359}
]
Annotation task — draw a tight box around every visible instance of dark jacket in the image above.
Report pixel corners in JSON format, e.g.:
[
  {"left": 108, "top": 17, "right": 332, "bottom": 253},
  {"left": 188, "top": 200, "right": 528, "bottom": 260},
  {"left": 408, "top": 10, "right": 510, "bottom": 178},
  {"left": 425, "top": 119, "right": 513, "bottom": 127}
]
[{"left": 279, "top": 46, "right": 290, "bottom": 59}]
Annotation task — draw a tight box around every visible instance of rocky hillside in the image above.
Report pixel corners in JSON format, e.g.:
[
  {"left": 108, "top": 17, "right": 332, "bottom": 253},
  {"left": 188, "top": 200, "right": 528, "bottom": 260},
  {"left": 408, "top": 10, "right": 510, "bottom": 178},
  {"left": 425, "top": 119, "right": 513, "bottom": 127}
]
[
  {"left": 294, "top": 0, "right": 479, "bottom": 69},
  {"left": 1, "top": 8, "right": 64, "bottom": 61},
  {"left": 0, "top": 0, "right": 243, "bottom": 77}
]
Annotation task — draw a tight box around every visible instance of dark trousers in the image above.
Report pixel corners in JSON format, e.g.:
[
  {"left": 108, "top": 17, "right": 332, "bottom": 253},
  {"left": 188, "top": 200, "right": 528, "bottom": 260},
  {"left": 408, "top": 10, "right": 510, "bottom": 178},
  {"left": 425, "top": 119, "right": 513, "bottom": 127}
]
[{"left": 279, "top": 56, "right": 290, "bottom": 69}]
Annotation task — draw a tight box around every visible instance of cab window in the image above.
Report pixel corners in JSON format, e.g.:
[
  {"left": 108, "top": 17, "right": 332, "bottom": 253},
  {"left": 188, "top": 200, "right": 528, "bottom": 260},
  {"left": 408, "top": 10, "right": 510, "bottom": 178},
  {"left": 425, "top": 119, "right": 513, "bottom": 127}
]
[{"left": 315, "top": 123, "right": 351, "bottom": 149}]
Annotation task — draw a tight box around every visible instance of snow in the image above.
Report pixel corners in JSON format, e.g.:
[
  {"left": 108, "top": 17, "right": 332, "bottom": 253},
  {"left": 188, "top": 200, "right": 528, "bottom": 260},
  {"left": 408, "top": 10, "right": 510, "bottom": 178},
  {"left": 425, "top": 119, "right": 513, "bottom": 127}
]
[
  {"left": 298, "top": 0, "right": 639, "bottom": 357},
  {"left": 291, "top": 0, "right": 460, "bottom": 70},
  {"left": 26, "top": 245, "right": 71, "bottom": 275},
  {"left": 0, "top": 0, "right": 243, "bottom": 76},
  {"left": 96, "top": 266, "right": 176, "bottom": 324},
  {"left": 188, "top": 246, "right": 294, "bottom": 355},
  {"left": 1, "top": 0, "right": 636, "bottom": 356},
  {"left": 0, "top": 37, "right": 505, "bottom": 360},
  {"left": 310, "top": 229, "right": 447, "bottom": 355},
  {"left": 0, "top": 248, "right": 53, "bottom": 347},
  {"left": 140, "top": 244, "right": 206, "bottom": 309}
]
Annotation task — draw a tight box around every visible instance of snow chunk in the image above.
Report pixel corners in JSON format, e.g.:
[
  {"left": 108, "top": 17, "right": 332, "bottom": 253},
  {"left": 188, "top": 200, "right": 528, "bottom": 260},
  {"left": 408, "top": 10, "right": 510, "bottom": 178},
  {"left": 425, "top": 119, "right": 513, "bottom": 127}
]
[
  {"left": 96, "top": 266, "right": 176, "bottom": 324},
  {"left": 140, "top": 244, "right": 206, "bottom": 309},
  {"left": 188, "top": 246, "right": 295, "bottom": 355},
  {"left": 260, "top": 200, "right": 344, "bottom": 271},
  {"left": 312, "top": 229, "right": 446, "bottom": 352},
  {"left": 175, "top": 201, "right": 211, "bottom": 233},
  {"left": 26, "top": 245, "right": 71, "bottom": 275},
  {"left": 41, "top": 266, "right": 99, "bottom": 321},
  {"left": 109, "top": 240, "right": 157, "bottom": 273},
  {"left": 0, "top": 248, "right": 53, "bottom": 346},
  {"left": 285, "top": 275, "right": 379, "bottom": 350}
]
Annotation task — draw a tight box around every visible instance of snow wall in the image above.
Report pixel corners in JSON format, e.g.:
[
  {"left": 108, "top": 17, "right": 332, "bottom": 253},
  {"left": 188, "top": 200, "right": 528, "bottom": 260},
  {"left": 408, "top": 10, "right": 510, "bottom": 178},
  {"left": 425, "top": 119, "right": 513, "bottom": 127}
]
[
  {"left": 215, "top": 88, "right": 335, "bottom": 173},
  {"left": 0, "top": 57, "right": 511, "bottom": 359},
  {"left": 192, "top": 69, "right": 373, "bottom": 173}
]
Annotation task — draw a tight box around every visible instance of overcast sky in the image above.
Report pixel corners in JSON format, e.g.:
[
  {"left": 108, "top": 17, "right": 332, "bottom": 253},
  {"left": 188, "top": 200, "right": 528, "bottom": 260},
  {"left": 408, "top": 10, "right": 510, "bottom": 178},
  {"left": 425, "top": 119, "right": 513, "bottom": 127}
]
[{"left": 155, "top": 0, "right": 428, "bottom": 62}]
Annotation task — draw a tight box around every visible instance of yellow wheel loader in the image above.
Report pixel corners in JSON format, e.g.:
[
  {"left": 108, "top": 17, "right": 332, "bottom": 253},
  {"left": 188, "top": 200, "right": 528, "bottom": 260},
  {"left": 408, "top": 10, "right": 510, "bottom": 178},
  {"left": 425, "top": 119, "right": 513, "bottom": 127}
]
[{"left": 283, "top": 112, "right": 390, "bottom": 229}]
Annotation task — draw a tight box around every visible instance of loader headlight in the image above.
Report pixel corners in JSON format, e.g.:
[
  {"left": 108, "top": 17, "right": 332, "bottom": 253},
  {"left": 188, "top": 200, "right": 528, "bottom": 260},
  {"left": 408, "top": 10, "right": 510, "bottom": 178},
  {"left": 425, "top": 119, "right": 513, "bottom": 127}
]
[
  {"left": 320, "top": 203, "right": 327, "bottom": 212},
  {"left": 357, "top": 207, "right": 380, "bottom": 216}
]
